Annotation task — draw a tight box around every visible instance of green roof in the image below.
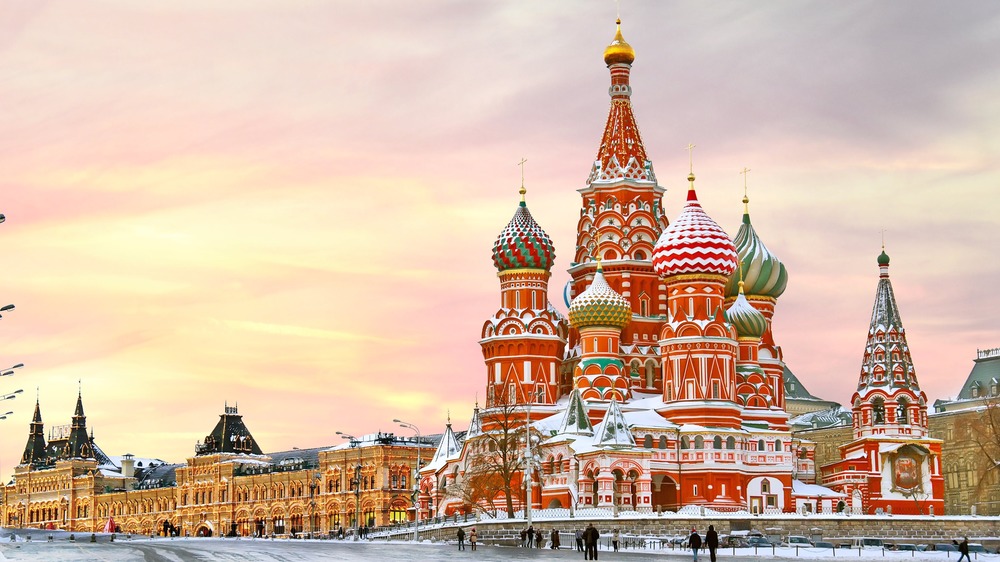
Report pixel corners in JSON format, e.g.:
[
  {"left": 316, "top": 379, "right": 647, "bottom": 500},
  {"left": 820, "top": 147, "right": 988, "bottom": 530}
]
[{"left": 956, "top": 350, "right": 1000, "bottom": 400}]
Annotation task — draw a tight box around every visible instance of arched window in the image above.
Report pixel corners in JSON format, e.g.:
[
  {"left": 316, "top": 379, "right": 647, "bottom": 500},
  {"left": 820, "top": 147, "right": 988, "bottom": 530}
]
[
  {"left": 775, "top": 439, "right": 782, "bottom": 452},
  {"left": 726, "top": 436, "right": 736, "bottom": 450},
  {"left": 643, "top": 435, "right": 653, "bottom": 449},
  {"left": 897, "top": 397, "right": 909, "bottom": 424},
  {"left": 757, "top": 439, "right": 765, "bottom": 451},
  {"left": 694, "top": 436, "right": 704, "bottom": 449},
  {"left": 658, "top": 436, "right": 668, "bottom": 450},
  {"left": 761, "top": 479, "right": 770, "bottom": 494},
  {"left": 680, "top": 436, "right": 690, "bottom": 449},
  {"left": 713, "top": 436, "right": 722, "bottom": 450},
  {"left": 872, "top": 397, "right": 885, "bottom": 425}
]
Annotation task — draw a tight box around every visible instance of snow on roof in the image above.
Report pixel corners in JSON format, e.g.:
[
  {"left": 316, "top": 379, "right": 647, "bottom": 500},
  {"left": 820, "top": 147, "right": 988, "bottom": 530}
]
[{"left": 792, "top": 480, "right": 846, "bottom": 498}]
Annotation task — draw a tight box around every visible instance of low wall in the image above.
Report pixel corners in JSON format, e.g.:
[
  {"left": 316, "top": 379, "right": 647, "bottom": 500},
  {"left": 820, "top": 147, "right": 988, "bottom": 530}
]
[{"left": 381, "top": 515, "right": 1000, "bottom": 549}]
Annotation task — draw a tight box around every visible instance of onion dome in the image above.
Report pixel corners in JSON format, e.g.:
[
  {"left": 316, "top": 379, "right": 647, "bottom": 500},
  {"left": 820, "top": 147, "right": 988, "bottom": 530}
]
[
  {"left": 603, "top": 19, "right": 635, "bottom": 66},
  {"left": 878, "top": 249, "right": 890, "bottom": 266},
  {"left": 492, "top": 188, "right": 555, "bottom": 272},
  {"left": 724, "top": 197, "right": 788, "bottom": 298},
  {"left": 652, "top": 175, "right": 738, "bottom": 278},
  {"left": 726, "top": 281, "right": 767, "bottom": 339},
  {"left": 569, "top": 261, "right": 631, "bottom": 330}
]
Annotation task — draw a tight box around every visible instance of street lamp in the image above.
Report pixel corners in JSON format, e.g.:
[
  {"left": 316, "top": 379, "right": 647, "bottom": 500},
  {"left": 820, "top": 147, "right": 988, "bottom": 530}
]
[
  {"left": 393, "top": 419, "right": 422, "bottom": 542},
  {"left": 335, "top": 432, "right": 362, "bottom": 541},
  {"left": 521, "top": 401, "right": 540, "bottom": 526}
]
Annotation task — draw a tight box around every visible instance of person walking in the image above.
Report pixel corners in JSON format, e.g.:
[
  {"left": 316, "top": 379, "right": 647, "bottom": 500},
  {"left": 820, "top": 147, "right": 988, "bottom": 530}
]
[
  {"left": 705, "top": 525, "right": 719, "bottom": 562},
  {"left": 457, "top": 527, "right": 466, "bottom": 551},
  {"left": 536, "top": 528, "right": 544, "bottom": 549},
  {"left": 584, "top": 522, "right": 600, "bottom": 560},
  {"left": 689, "top": 528, "right": 702, "bottom": 562},
  {"left": 957, "top": 537, "right": 971, "bottom": 562},
  {"left": 612, "top": 529, "right": 620, "bottom": 552},
  {"left": 576, "top": 529, "right": 584, "bottom": 552},
  {"left": 527, "top": 525, "right": 535, "bottom": 548},
  {"left": 470, "top": 527, "right": 477, "bottom": 551},
  {"left": 551, "top": 528, "right": 561, "bottom": 549}
]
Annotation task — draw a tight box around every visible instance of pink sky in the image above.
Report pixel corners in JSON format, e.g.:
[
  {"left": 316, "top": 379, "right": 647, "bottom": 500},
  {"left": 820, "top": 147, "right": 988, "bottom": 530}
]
[{"left": 1, "top": 2, "right": 999, "bottom": 479}]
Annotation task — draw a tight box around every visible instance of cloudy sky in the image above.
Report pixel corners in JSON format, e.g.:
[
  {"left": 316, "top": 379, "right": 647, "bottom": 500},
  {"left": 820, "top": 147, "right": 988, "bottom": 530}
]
[{"left": 1, "top": 1, "right": 998, "bottom": 476}]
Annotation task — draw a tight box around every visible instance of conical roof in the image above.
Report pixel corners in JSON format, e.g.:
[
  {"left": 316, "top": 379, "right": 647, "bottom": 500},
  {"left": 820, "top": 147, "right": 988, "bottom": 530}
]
[
  {"left": 426, "top": 420, "right": 461, "bottom": 471},
  {"left": 558, "top": 389, "right": 594, "bottom": 436},
  {"left": 492, "top": 196, "right": 555, "bottom": 272},
  {"left": 20, "top": 399, "right": 47, "bottom": 466},
  {"left": 593, "top": 399, "right": 635, "bottom": 448},
  {"left": 568, "top": 261, "right": 631, "bottom": 330},
  {"left": 198, "top": 404, "right": 263, "bottom": 456},
  {"left": 466, "top": 404, "right": 482, "bottom": 439},
  {"left": 855, "top": 250, "right": 922, "bottom": 400},
  {"left": 725, "top": 200, "right": 788, "bottom": 298},
  {"left": 652, "top": 178, "right": 738, "bottom": 278}
]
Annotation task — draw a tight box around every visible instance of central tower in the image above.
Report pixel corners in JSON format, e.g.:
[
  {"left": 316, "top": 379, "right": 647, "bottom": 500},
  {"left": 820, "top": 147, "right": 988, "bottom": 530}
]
[{"left": 566, "top": 20, "right": 669, "bottom": 396}]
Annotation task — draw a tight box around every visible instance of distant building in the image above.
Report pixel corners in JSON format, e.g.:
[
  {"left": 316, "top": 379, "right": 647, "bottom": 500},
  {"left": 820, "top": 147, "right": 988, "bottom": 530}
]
[
  {"left": 784, "top": 367, "right": 841, "bottom": 417},
  {"left": 2, "top": 398, "right": 436, "bottom": 535}
]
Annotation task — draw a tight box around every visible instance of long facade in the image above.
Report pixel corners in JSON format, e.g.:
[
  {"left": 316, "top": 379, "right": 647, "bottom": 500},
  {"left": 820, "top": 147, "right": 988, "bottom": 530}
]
[{"left": 2, "top": 402, "right": 434, "bottom": 535}]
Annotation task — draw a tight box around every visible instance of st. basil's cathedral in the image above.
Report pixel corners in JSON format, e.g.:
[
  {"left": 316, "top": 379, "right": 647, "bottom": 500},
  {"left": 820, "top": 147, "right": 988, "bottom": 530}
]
[{"left": 418, "top": 19, "right": 944, "bottom": 517}]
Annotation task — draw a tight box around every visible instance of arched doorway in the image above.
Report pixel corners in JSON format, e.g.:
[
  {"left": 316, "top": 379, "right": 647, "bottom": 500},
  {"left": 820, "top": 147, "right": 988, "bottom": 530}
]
[{"left": 650, "top": 474, "right": 677, "bottom": 511}]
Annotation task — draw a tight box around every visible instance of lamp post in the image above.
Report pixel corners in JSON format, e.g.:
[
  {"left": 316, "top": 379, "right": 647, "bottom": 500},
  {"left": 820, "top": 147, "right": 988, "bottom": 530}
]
[
  {"left": 522, "top": 401, "right": 538, "bottom": 526},
  {"left": 393, "top": 419, "right": 421, "bottom": 542},
  {"left": 335, "top": 432, "right": 362, "bottom": 541}
]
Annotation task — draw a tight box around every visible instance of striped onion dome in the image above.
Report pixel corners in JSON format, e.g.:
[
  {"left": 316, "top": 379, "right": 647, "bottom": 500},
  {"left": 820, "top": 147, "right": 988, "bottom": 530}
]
[
  {"left": 652, "top": 176, "right": 738, "bottom": 278},
  {"left": 492, "top": 194, "right": 555, "bottom": 272},
  {"left": 569, "top": 262, "right": 631, "bottom": 330},
  {"left": 724, "top": 199, "right": 788, "bottom": 298},
  {"left": 726, "top": 281, "right": 767, "bottom": 339}
]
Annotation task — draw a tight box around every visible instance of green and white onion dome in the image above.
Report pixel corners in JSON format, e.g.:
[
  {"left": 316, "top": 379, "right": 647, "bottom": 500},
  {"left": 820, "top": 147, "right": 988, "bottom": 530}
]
[
  {"left": 726, "top": 281, "right": 767, "bottom": 339},
  {"left": 569, "top": 262, "right": 631, "bottom": 331},
  {"left": 492, "top": 194, "right": 556, "bottom": 272},
  {"left": 725, "top": 201, "right": 788, "bottom": 299}
]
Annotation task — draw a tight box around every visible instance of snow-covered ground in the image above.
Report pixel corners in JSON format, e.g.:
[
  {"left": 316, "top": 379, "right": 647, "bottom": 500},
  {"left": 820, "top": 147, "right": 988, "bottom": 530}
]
[{"left": 0, "top": 536, "right": 998, "bottom": 562}]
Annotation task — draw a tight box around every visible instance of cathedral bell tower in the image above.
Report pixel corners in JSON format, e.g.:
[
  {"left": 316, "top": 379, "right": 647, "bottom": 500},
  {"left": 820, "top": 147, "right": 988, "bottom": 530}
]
[
  {"left": 481, "top": 183, "right": 567, "bottom": 411},
  {"left": 566, "top": 19, "right": 668, "bottom": 395}
]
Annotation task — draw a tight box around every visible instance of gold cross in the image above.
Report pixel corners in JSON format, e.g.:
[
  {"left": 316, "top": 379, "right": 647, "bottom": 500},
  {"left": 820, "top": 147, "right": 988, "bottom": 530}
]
[
  {"left": 517, "top": 157, "right": 528, "bottom": 201},
  {"left": 615, "top": 0, "right": 621, "bottom": 20},
  {"left": 685, "top": 144, "right": 696, "bottom": 174},
  {"left": 740, "top": 167, "right": 751, "bottom": 198}
]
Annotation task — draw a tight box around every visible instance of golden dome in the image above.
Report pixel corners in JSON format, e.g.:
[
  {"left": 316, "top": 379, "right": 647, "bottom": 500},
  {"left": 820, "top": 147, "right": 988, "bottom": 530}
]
[{"left": 603, "top": 19, "right": 635, "bottom": 66}]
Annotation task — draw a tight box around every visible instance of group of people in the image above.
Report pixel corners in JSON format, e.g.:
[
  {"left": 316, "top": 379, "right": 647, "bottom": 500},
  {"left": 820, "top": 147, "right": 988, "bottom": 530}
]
[
  {"left": 688, "top": 526, "right": 720, "bottom": 562},
  {"left": 455, "top": 527, "right": 478, "bottom": 551}
]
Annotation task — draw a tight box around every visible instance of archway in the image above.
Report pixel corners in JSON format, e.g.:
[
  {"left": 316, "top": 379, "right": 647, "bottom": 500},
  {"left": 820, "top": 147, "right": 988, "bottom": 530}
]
[{"left": 650, "top": 474, "right": 677, "bottom": 511}]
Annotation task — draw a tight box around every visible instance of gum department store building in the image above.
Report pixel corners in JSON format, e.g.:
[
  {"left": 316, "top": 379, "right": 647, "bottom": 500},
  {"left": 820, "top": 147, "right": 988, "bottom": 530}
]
[{"left": 7, "top": 19, "right": 990, "bottom": 534}]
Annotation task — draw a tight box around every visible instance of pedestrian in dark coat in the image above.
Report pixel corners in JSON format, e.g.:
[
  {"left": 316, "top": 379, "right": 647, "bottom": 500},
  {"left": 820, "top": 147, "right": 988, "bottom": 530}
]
[
  {"left": 706, "top": 525, "right": 719, "bottom": 562},
  {"left": 689, "top": 528, "right": 703, "bottom": 562},
  {"left": 520, "top": 528, "right": 528, "bottom": 547},
  {"left": 536, "top": 528, "right": 544, "bottom": 548},
  {"left": 527, "top": 525, "right": 535, "bottom": 548},
  {"left": 584, "top": 523, "right": 600, "bottom": 560},
  {"left": 551, "top": 528, "right": 561, "bottom": 549},
  {"left": 457, "top": 527, "right": 466, "bottom": 550},
  {"left": 958, "top": 537, "right": 971, "bottom": 562}
]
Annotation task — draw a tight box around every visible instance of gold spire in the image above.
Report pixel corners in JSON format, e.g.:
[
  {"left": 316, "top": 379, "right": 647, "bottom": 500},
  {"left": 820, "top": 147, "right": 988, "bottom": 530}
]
[
  {"left": 604, "top": 18, "right": 635, "bottom": 65},
  {"left": 738, "top": 261, "right": 746, "bottom": 294},
  {"left": 517, "top": 157, "right": 527, "bottom": 203}
]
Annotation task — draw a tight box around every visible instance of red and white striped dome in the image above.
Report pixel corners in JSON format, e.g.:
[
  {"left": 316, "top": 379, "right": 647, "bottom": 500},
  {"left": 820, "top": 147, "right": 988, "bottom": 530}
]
[{"left": 652, "top": 182, "right": 738, "bottom": 278}]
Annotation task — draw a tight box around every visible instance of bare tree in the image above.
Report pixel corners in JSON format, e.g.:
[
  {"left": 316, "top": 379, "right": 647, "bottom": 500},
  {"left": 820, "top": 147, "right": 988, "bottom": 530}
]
[
  {"left": 462, "top": 391, "right": 536, "bottom": 518},
  {"left": 971, "top": 395, "right": 1000, "bottom": 513}
]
